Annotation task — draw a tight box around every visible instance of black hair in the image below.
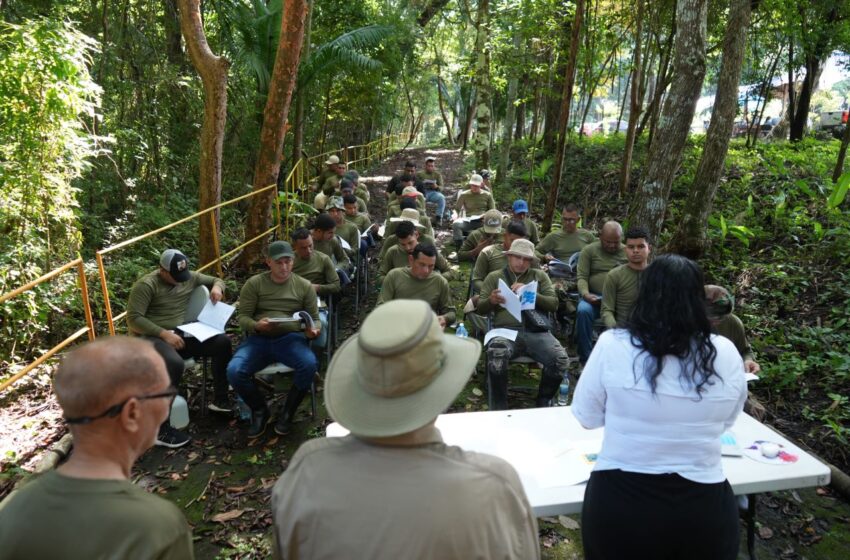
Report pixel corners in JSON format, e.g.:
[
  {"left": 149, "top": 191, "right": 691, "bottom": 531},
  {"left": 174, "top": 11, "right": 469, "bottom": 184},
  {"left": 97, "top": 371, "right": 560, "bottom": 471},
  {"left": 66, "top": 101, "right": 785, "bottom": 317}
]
[
  {"left": 399, "top": 197, "right": 418, "bottom": 210},
  {"left": 625, "top": 225, "right": 652, "bottom": 245},
  {"left": 339, "top": 178, "right": 355, "bottom": 191},
  {"left": 342, "top": 194, "right": 358, "bottom": 205},
  {"left": 404, "top": 160, "right": 416, "bottom": 168},
  {"left": 291, "top": 227, "right": 311, "bottom": 243},
  {"left": 313, "top": 213, "right": 336, "bottom": 232},
  {"left": 506, "top": 221, "right": 527, "bottom": 237},
  {"left": 344, "top": 170, "right": 359, "bottom": 180},
  {"left": 412, "top": 243, "right": 437, "bottom": 260},
  {"left": 399, "top": 174, "right": 416, "bottom": 183},
  {"left": 625, "top": 254, "right": 719, "bottom": 397},
  {"left": 563, "top": 203, "right": 580, "bottom": 214},
  {"left": 395, "top": 220, "right": 417, "bottom": 239}
]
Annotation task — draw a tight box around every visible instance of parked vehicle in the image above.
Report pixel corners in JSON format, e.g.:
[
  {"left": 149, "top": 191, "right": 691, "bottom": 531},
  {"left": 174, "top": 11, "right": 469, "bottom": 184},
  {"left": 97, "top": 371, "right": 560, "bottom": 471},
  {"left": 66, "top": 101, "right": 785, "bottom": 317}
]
[{"left": 817, "top": 110, "right": 848, "bottom": 139}]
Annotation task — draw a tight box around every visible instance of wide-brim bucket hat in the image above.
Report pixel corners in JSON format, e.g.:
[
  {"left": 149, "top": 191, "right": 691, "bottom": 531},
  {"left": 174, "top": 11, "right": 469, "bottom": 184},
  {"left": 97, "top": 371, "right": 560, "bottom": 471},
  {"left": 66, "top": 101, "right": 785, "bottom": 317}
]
[{"left": 324, "top": 300, "right": 481, "bottom": 437}]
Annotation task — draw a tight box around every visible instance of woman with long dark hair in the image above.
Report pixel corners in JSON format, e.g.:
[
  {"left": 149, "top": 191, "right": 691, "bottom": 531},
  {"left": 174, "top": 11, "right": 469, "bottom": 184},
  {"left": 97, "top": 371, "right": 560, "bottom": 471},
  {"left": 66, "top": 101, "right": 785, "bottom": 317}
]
[{"left": 572, "top": 254, "right": 747, "bottom": 560}]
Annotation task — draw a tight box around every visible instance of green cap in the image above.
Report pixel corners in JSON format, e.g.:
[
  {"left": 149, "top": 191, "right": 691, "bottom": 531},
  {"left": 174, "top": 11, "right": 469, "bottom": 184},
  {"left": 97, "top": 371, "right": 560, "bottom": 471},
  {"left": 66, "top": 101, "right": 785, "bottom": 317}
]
[{"left": 268, "top": 241, "right": 294, "bottom": 260}]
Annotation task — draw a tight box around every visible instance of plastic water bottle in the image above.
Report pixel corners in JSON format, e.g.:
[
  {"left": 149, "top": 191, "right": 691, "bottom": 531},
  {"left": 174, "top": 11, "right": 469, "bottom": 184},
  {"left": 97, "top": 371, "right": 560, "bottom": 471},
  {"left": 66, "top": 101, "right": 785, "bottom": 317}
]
[
  {"left": 455, "top": 323, "right": 469, "bottom": 338},
  {"left": 556, "top": 374, "right": 570, "bottom": 406},
  {"left": 170, "top": 395, "right": 190, "bottom": 429},
  {"left": 235, "top": 396, "right": 252, "bottom": 421}
]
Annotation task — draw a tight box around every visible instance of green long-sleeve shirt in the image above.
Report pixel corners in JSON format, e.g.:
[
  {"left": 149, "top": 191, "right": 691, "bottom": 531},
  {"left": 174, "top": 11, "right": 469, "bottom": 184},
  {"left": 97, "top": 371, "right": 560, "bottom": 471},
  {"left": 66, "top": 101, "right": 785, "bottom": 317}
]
[
  {"left": 576, "top": 241, "right": 626, "bottom": 297},
  {"left": 344, "top": 212, "right": 372, "bottom": 234},
  {"left": 715, "top": 313, "right": 755, "bottom": 362},
  {"left": 477, "top": 267, "right": 558, "bottom": 328},
  {"left": 455, "top": 191, "right": 495, "bottom": 216},
  {"left": 378, "top": 244, "right": 450, "bottom": 284},
  {"left": 237, "top": 272, "right": 319, "bottom": 335},
  {"left": 502, "top": 217, "right": 540, "bottom": 244},
  {"left": 379, "top": 233, "right": 437, "bottom": 259},
  {"left": 472, "top": 245, "right": 508, "bottom": 294},
  {"left": 535, "top": 229, "right": 596, "bottom": 261},
  {"left": 415, "top": 170, "right": 443, "bottom": 188},
  {"left": 127, "top": 271, "right": 226, "bottom": 336},
  {"left": 458, "top": 228, "right": 501, "bottom": 262},
  {"left": 293, "top": 252, "right": 340, "bottom": 297},
  {"left": 314, "top": 237, "right": 350, "bottom": 271},
  {"left": 378, "top": 268, "right": 455, "bottom": 325},
  {"left": 385, "top": 216, "right": 434, "bottom": 238},
  {"left": 335, "top": 223, "right": 360, "bottom": 256},
  {"left": 601, "top": 264, "right": 642, "bottom": 328}
]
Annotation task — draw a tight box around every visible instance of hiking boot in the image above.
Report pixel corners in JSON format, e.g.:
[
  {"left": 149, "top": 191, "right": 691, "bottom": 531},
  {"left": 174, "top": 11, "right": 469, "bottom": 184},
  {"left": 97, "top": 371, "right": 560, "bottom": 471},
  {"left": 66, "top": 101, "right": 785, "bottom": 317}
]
[
  {"left": 155, "top": 425, "right": 191, "bottom": 448},
  {"left": 247, "top": 407, "right": 271, "bottom": 439},
  {"left": 208, "top": 396, "right": 232, "bottom": 413},
  {"left": 274, "top": 388, "right": 308, "bottom": 436}
]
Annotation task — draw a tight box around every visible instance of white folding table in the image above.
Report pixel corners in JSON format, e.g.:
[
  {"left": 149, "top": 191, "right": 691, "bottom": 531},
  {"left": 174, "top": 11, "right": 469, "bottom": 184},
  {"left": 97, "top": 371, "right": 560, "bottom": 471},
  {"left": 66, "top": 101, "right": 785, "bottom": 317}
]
[{"left": 327, "top": 407, "right": 830, "bottom": 559}]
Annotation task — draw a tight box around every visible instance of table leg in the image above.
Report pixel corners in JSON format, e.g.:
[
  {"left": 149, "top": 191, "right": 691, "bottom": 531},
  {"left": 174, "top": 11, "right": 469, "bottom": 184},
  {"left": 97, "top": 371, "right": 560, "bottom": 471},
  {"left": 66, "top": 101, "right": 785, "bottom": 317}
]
[{"left": 746, "top": 493, "right": 757, "bottom": 560}]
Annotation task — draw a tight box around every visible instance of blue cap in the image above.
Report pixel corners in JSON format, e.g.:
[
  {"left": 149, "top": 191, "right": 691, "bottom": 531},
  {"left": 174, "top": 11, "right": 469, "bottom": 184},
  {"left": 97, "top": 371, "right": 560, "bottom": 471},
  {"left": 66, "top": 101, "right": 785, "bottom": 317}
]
[{"left": 513, "top": 199, "right": 529, "bottom": 213}]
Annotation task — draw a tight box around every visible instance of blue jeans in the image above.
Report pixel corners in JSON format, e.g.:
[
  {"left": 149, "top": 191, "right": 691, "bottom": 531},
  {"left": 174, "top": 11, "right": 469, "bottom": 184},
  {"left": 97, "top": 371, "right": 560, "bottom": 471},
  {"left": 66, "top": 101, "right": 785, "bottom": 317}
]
[
  {"left": 425, "top": 189, "right": 446, "bottom": 218},
  {"left": 226, "top": 332, "right": 317, "bottom": 411},
  {"left": 576, "top": 298, "right": 601, "bottom": 363}
]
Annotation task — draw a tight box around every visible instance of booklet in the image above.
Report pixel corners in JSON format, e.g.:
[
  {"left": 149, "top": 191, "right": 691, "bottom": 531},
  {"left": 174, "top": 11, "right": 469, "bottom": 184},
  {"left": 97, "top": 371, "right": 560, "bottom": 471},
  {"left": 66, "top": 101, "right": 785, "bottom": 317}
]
[
  {"left": 497, "top": 279, "right": 538, "bottom": 321},
  {"left": 720, "top": 431, "right": 743, "bottom": 457},
  {"left": 178, "top": 300, "right": 235, "bottom": 342},
  {"left": 337, "top": 235, "right": 352, "bottom": 251},
  {"left": 268, "top": 310, "right": 316, "bottom": 330},
  {"left": 454, "top": 214, "right": 482, "bottom": 224}
]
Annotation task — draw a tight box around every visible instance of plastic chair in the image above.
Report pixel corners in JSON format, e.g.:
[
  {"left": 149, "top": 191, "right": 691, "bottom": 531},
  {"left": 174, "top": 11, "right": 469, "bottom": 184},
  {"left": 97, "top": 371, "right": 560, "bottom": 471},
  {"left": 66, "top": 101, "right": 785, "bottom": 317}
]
[
  {"left": 255, "top": 362, "right": 319, "bottom": 418},
  {"left": 183, "top": 285, "right": 212, "bottom": 414}
]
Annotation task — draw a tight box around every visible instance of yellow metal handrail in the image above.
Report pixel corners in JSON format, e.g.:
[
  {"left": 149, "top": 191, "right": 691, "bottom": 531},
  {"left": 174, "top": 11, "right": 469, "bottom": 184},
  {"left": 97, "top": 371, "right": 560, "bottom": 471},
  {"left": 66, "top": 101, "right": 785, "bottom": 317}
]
[{"left": 0, "top": 258, "right": 96, "bottom": 392}]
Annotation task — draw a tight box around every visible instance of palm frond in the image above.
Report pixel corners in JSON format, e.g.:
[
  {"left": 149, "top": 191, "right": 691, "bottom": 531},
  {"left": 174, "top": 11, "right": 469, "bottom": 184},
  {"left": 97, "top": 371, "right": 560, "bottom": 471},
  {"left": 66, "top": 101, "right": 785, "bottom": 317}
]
[{"left": 297, "top": 24, "right": 396, "bottom": 89}]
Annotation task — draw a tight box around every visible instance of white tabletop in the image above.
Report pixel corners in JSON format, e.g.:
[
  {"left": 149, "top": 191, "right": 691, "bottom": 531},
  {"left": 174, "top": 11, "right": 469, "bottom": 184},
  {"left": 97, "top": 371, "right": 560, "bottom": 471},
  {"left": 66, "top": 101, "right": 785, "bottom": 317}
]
[{"left": 326, "top": 407, "right": 831, "bottom": 517}]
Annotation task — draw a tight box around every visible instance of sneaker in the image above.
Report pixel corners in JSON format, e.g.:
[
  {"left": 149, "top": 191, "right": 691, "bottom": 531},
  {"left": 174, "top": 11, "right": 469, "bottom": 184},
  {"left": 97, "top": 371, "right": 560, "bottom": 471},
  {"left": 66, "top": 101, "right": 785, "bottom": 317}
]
[
  {"left": 155, "top": 425, "right": 191, "bottom": 448},
  {"left": 208, "top": 397, "right": 232, "bottom": 413}
]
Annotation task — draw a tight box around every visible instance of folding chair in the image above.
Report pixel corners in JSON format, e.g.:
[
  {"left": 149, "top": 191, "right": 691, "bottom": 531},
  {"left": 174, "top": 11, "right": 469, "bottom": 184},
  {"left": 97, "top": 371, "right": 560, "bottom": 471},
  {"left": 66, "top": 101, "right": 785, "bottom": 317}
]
[
  {"left": 182, "top": 285, "right": 214, "bottom": 415},
  {"left": 255, "top": 363, "right": 319, "bottom": 417}
]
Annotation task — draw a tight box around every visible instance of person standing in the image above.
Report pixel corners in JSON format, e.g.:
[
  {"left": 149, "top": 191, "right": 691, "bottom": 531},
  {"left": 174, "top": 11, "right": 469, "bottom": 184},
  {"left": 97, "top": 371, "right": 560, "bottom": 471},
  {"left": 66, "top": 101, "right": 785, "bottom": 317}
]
[{"left": 573, "top": 254, "right": 747, "bottom": 560}]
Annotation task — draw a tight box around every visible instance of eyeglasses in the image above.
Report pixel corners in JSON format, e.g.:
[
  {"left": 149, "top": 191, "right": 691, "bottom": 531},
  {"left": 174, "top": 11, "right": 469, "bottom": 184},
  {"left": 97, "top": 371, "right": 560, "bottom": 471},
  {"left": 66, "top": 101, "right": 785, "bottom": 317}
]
[
  {"left": 563, "top": 218, "right": 578, "bottom": 223},
  {"left": 64, "top": 386, "right": 179, "bottom": 425}
]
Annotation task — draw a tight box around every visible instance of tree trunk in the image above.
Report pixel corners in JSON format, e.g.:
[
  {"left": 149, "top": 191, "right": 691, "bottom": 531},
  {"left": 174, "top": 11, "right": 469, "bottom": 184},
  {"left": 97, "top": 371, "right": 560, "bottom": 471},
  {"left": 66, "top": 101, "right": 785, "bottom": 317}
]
[
  {"left": 471, "top": 0, "right": 492, "bottom": 171},
  {"left": 618, "top": 0, "right": 644, "bottom": 194},
  {"left": 437, "top": 77, "right": 455, "bottom": 144},
  {"left": 541, "top": 0, "right": 585, "bottom": 234},
  {"left": 164, "top": 0, "right": 183, "bottom": 65},
  {"left": 628, "top": 0, "right": 707, "bottom": 241},
  {"left": 237, "top": 0, "right": 309, "bottom": 269},
  {"left": 789, "top": 55, "right": 821, "bottom": 141},
  {"left": 291, "top": 0, "right": 313, "bottom": 166},
  {"left": 833, "top": 118, "right": 850, "bottom": 183},
  {"left": 497, "top": 32, "right": 521, "bottom": 185},
  {"left": 176, "top": 0, "right": 230, "bottom": 268},
  {"left": 529, "top": 78, "right": 541, "bottom": 140},
  {"left": 667, "top": 0, "right": 752, "bottom": 258},
  {"left": 514, "top": 98, "right": 525, "bottom": 140}
]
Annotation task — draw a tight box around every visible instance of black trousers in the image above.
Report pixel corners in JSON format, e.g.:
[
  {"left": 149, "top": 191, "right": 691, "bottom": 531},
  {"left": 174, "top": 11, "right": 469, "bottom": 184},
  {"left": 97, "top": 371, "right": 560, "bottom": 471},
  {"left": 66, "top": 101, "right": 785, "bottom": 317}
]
[
  {"left": 144, "top": 334, "right": 232, "bottom": 399},
  {"left": 581, "top": 469, "right": 739, "bottom": 560}
]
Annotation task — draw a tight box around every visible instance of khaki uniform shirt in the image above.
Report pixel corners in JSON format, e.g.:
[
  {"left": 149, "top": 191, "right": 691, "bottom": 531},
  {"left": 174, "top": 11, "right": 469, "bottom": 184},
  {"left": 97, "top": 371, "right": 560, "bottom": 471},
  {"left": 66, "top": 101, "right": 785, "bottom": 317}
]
[
  {"left": 127, "top": 271, "right": 226, "bottom": 336},
  {"left": 271, "top": 429, "right": 540, "bottom": 560},
  {"left": 378, "top": 268, "right": 456, "bottom": 324},
  {"left": 503, "top": 216, "right": 540, "bottom": 244},
  {"left": 576, "top": 241, "right": 626, "bottom": 297},
  {"left": 237, "top": 272, "right": 319, "bottom": 335},
  {"left": 601, "top": 264, "right": 642, "bottom": 328},
  {"left": 293, "top": 251, "right": 340, "bottom": 297},
  {"left": 477, "top": 267, "right": 558, "bottom": 328},
  {"left": 344, "top": 212, "right": 372, "bottom": 234},
  {"left": 455, "top": 191, "right": 495, "bottom": 216},
  {"left": 472, "top": 244, "right": 508, "bottom": 294},
  {"left": 415, "top": 169, "right": 444, "bottom": 188},
  {"left": 535, "top": 229, "right": 596, "bottom": 262},
  {"left": 458, "top": 228, "right": 502, "bottom": 262},
  {"left": 0, "top": 470, "right": 194, "bottom": 560},
  {"left": 378, "top": 243, "right": 450, "bottom": 284}
]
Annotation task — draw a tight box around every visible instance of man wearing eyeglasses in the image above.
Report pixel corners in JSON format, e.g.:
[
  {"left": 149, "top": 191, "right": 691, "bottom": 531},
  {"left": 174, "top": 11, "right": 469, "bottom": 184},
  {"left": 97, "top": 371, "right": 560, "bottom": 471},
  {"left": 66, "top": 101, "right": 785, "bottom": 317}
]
[{"left": 0, "top": 337, "right": 195, "bottom": 559}]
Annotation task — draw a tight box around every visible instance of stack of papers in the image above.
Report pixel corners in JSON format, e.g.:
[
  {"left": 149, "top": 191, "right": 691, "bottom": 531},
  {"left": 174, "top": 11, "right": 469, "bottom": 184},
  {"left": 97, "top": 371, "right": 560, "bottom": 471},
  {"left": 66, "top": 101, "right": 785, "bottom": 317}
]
[{"left": 178, "top": 301, "right": 235, "bottom": 342}]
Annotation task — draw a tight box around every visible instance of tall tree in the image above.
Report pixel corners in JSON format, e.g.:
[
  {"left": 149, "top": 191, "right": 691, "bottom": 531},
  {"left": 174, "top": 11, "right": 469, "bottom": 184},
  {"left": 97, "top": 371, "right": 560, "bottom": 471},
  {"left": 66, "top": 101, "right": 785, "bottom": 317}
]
[
  {"left": 238, "top": 0, "right": 309, "bottom": 268},
  {"left": 177, "top": 0, "right": 229, "bottom": 267},
  {"left": 618, "top": 0, "right": 644, "bottom": 195},
  {"left": 471, "top": 0, "right": 492, "bottom": 171},
  {"left": 541, "top": 0, "right": 585, "bottom": 233},
  {"left": 667, "top": 0, "right": 755, "bottom": 258},
  {"left": 497, "top": 30, "right": 521, "bottom": 185},
  {"left": 628, "top": 0, "right": 707, "bottom": 240},
  {"left": 291, "top": 0, "right": 313, "bottom": 167}
]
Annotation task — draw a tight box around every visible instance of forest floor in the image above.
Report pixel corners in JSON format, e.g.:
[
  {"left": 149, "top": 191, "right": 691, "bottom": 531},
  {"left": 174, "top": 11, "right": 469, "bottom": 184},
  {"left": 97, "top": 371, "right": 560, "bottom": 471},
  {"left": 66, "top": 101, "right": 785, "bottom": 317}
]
[{"left": 1, "top": 146, "right": 849, "bottom": 559}]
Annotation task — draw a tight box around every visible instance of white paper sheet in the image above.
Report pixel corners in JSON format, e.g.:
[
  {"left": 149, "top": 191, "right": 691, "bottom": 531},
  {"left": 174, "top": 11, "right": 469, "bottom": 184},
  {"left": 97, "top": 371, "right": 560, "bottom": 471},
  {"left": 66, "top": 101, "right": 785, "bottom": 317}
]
[
  {"left": 745, "top": 373, "right": 759, "bottom": 382},
  {"left": 337, "top": 235, "right": 352, "bottom": 251},
  {"left": 484, "top": 328, "right": 519, "bottom": 346},
  {"left": 498, "top": 279, "right": 522, "bottom": 321},
  {"left": 178, "top": 300, "right": 235, "bottom": 342},
  {"left": 518, "top": 281, "right": 538, "bottom": 310}
]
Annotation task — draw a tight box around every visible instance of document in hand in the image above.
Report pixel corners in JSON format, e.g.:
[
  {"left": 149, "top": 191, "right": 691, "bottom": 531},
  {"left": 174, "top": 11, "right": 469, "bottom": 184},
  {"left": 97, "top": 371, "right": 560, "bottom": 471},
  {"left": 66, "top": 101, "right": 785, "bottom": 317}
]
[
  {"left": 497, "top": 279, "right": 538, "bottom": 321},
  {"left": 454, "top": 214, "right": 482, "bottom": 223},
  {"left": 178, "top": 301, "right": 235, "bottom": 342},
  {"left": 268, "top": 311, "right": 316, "bottom": 330}
]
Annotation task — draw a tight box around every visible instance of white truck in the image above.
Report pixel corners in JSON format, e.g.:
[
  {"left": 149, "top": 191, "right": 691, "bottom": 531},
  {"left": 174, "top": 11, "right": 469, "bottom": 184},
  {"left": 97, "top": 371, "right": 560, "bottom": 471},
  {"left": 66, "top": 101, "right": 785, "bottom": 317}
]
[{"left": 817, "top": 110, "right": 848, "bottom": 138}]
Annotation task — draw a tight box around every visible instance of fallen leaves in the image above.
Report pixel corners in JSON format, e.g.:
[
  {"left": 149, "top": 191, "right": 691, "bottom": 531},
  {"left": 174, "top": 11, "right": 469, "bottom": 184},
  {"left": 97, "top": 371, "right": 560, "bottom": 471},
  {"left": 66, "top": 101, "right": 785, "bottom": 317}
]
[
  {"left": 558, "top": 515, "right": 580, "bottom": 530},
  {"left": 211, "top": 509, "right": 246, "bottom": 523}
]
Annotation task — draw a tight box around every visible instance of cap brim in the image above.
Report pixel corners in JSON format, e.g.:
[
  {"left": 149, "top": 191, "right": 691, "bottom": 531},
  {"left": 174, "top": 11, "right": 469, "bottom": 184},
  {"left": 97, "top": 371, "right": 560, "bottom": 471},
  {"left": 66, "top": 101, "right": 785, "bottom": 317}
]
[
  {"left": 504, "top": 251, "right": 539, "bottom": 265},
  {"left": 269, "top": 252, "right": 294, "bottom": 260},
  {"left": 324, "top": 335, "right": 482, "bottom": 438}
]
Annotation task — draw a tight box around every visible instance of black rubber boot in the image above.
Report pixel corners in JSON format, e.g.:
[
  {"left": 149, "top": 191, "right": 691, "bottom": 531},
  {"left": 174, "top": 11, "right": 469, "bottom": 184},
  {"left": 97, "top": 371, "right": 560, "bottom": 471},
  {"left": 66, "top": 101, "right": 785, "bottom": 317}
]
[
  {"left": 535, "top": 374, "right": 563, "bottom": 408},
  {"left": 488, "top": 371, "right": 509, "bottom": 410},
  {"left": 274, "top": 387, "right": 308, "bottom": 436},
  {"left": 247, "top": 406, "right": 270, "bottom": 438}
]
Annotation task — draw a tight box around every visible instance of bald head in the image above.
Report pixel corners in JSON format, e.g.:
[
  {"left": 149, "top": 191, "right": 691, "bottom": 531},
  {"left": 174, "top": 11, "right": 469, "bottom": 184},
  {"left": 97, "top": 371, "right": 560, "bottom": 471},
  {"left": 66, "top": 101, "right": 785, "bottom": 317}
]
[
  {"left": 599, "top": 221, "right": 623, "bottom": 254},
  {"left": 54, "top": 337, "right": 167, "bottom": 420}
]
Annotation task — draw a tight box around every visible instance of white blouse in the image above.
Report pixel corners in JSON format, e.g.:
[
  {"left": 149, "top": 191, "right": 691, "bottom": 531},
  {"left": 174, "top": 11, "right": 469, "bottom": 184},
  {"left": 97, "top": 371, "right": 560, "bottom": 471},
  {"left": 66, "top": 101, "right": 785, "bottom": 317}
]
[{"left": 572, "top": 329, "right": 748, "bottom": 484}]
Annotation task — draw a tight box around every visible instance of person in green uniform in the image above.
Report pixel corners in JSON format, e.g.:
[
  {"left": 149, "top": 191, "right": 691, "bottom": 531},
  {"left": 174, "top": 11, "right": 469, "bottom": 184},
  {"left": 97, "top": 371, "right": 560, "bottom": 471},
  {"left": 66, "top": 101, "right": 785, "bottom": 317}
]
[
  {"left": 227, "top": 241, "right": 321, "bottom": 438},
  {"left": 576, "top": 221, "right": 626, "bottom": 364},
  {"left": 505, "top": 199, "right": 540, "bottom": 244},
  {"left": 311, "top": 213, "right": 351, "bottom": 283},
  {"left": 536, "top": 204, "right": 596, "bottom": 263},
  {"left": 458, "top": 209, "right": 503, "bottom": 262},
  {"left": 327, "top": 197, "right": 360, "bottom": 257},
  {"left": 416, "top": 156, "right": 448, "bottom": 223},
  {"left": 386, "top": 204, "right": 434, "bottom": 238},
  {"left": 452, "top": 174, "right": 496, "bottom": 249},
  {"left": 378, "top": 244, "right": 455, "bottom": 329},
  {"left": 378, "top": 220, "right": 451, "bottom": 284},
  {"left": 387, "top": 161, "right": 420, "bottom": 200},
  {"left": 379, "top": 210, "right": 439, "bottom": 260},
  {"left": 317, "top": 155, "right": 340, "bottom": 186},
  {"left": 387, "top": 185, "right": 426, "bottom": 218},
  {"left": 343, "top": 170, "right": 370, "bottom": 203},
  {"left": 315, "top": 159, "right": 346, "bottom": 209},
  {"left": 292, "top": 228, "right": 340, "bottom": 350},
  {"left": 471, "top": 221, "right": 528, "bottom": 295},
  {"left": 477, "top": 239, "right": 569, "bottom": 410},
  {"left": 126, "top": 248, "right": 232, "bottom": 447},
  {"left": 0, "top": 337, "right": 195, "bottom": 559},
  {"left": 601, "top": 226, "right": 651, "bottom": 329},
  {"left": 339, "top": 179, "right": 369, "bottom": 216},
  {"left": 705, "top": 285, "right": 761, "bottom": 374}
]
